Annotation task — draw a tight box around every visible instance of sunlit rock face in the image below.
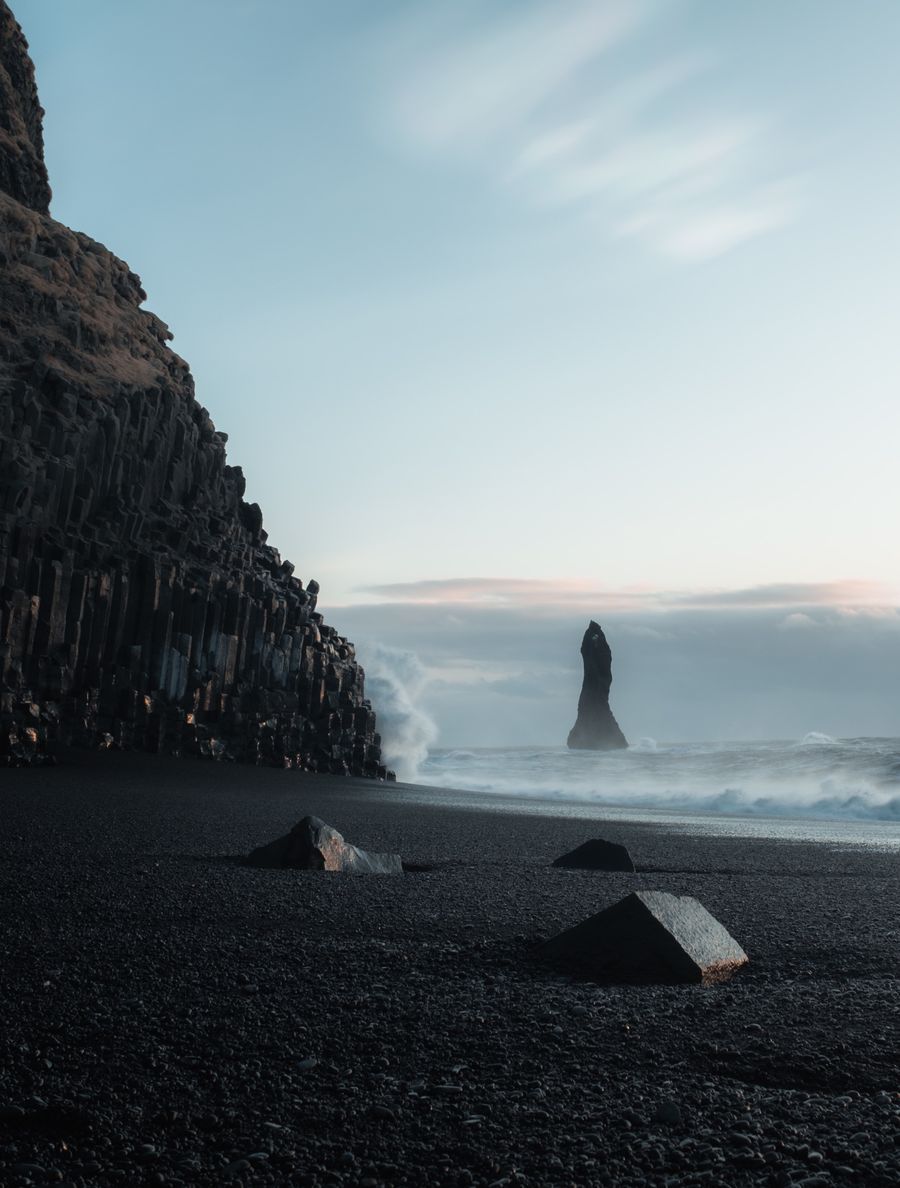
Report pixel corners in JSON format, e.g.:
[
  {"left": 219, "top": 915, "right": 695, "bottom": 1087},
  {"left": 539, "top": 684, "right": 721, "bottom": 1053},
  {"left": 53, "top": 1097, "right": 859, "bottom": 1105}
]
[
  {"left": 566, "top": 620, "right": 628, "bottom": 751},
  {"left": 246, "top": 816, "right": 403, "bottom": 875},
  {"left": 0, "top": 1, "right": 391, "bottom": 776}
]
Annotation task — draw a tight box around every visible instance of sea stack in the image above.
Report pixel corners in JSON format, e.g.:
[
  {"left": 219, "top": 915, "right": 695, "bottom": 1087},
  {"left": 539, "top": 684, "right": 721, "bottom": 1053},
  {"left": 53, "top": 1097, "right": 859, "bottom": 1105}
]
[
  {"left": 566, "top": 621, "right": 627, "bottom": 750},
  {"left": 0, "top": 1, "right": 390, "bottom": 776}
]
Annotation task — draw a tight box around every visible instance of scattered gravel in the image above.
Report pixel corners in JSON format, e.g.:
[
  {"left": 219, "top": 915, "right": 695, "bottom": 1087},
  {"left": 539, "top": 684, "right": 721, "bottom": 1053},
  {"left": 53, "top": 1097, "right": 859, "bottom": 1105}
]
[{"left": 0, "top": 748, "right": 898, "bottom": 1186}]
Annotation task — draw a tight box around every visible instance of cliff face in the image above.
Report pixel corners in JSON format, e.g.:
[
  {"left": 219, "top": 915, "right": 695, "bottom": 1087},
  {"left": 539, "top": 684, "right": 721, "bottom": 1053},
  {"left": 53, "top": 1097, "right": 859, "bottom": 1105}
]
[
  {"left": 566, "top": 621, "right": 628, "bottom": 751},
  {"left": 0, "top": 4, "right": 50, "bottom": 214},
  {"left": 0, "top": 2, "right": 390, "bottom": 776}
]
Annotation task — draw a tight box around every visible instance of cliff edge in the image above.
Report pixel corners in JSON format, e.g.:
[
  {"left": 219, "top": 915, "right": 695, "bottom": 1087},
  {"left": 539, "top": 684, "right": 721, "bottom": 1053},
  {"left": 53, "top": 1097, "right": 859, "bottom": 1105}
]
[
  {"left": 0, "top": 2, "right": 390, "bottom": 776},
  {"left": 0, "top": 4, "right": 50, "bottom": 214}
]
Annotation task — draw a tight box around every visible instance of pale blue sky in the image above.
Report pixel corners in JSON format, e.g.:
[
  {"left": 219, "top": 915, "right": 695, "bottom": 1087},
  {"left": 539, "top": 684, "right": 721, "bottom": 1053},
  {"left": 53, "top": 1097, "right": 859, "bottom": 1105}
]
[{"left": 16, "top": 0, "right": 900, "bottom": 744}]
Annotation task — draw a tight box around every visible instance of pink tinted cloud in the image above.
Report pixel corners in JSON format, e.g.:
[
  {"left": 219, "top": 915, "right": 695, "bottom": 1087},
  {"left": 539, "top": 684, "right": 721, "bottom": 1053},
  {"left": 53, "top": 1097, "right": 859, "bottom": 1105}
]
[
  {"left": 354, "top": 577, "right": 648, "bottom": 610},
  {"left": 353, "top": 577, "right": 896, "bottom": 612}
]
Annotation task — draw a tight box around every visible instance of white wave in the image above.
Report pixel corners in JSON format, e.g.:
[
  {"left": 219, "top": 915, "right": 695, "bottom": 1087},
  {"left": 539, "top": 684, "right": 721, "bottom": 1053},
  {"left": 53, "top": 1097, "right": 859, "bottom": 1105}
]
[
  {"left": 420, "top": 738, "right": 900, "bottom": 823},
  {"left": 359, "top": 644, "right": 438, "bottom": 781},
  {"left": 632, "top": 736, "right": 658, "bottom": 752},
  {"left": 799, "top": 731, "right": 837, "bottom": 746}
]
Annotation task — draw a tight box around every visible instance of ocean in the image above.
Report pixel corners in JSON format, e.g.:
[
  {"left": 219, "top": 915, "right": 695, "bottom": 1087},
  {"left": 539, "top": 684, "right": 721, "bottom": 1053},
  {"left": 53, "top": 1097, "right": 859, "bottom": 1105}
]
[{"left": 412, "top": 734, "right": 900, "bottom": 848}]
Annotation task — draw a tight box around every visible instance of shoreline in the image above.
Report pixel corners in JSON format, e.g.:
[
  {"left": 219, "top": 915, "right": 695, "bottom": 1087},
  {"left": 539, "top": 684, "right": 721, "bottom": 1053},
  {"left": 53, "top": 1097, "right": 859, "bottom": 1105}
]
[
  {"left": 381, "top": 780, "right": 900, "bottom": 850},
  {"left": 1, "top": 748, "right": 899, "bottom": 1186}
]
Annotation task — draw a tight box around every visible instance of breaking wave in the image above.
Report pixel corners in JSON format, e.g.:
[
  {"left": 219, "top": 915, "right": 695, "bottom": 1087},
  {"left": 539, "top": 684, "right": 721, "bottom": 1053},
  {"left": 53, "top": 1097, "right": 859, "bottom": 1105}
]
[
  {"left": 420, "top": 736, "right": 900, "bottom": 823},
  {"left": 359, "top": 644, "right": 438, "bottom": 781}
]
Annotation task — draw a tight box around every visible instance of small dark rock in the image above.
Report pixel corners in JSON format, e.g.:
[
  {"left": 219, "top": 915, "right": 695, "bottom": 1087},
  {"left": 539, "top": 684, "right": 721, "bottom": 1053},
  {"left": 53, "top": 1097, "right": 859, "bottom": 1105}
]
[
  {"left": 655, "top": 1097, "right": 683, "bottom": 1126},
  {"left": 552, "top": 839, "right": 635, "bottom": 872}
]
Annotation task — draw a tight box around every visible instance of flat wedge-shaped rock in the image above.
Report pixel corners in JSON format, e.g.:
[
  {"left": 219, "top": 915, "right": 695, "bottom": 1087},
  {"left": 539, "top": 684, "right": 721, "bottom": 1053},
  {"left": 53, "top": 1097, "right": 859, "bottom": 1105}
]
[
  {"left": 538, "top": 890, "right": 748, "bottom": 985},
  {"left": 553, "top": 839, "right": 635, "bottom": 872},
  {"left": 247, "top": 815, "right": 402, "bottom": 874}
]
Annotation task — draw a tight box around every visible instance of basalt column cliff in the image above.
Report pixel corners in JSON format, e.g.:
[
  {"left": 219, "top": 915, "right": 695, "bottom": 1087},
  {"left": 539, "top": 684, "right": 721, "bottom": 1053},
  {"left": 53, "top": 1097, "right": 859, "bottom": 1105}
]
[
  {"left": 0, "top": 3, "right": 390, "bottom": 776},
  {"left": 567, "top": 621, "right": 628, "bottom": 751}
]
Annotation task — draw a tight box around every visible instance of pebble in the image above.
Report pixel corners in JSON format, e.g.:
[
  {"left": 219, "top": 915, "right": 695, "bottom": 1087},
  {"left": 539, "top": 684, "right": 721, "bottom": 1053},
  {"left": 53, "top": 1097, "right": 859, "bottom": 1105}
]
[
  {"left": 653, "top": 1100, "right": 683, "bottom": 1127},
  {"left": 222, "top": 1158, "right": 251, "bottom": 1179}
]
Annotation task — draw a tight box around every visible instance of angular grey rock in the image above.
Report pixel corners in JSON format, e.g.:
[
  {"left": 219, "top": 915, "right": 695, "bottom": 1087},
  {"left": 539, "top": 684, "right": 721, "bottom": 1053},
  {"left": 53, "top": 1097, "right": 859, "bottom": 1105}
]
[
  {"left": 552, "top": 839, "right": 635, "bottom": 872},
  {"left": 246, "top": 815, "right": 402, "bottom": 874},
  {"left": 537, "top": 890, "right": 748, "bottom": 985},
  {"left": 567, "top": 621, "right": 628, "bottom": 750}
]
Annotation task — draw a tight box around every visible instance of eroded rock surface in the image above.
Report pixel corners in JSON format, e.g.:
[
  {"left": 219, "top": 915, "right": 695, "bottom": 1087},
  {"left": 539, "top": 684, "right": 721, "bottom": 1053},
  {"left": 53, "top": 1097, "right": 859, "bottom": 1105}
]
[
  {"left": 0, "top": 2, "right": 390, "bottom": 776},
  {"left": 566, "top": 620, "right": 627, "bottom": 751},
  {"left": 0, "top": 4, "right": 50, "bottom": 214},
  {"left": 246, "top": 815, "right": 403, "bottom": 874},
  {"left": 538, "top": 890, "right": 748, "bottom": 985}
]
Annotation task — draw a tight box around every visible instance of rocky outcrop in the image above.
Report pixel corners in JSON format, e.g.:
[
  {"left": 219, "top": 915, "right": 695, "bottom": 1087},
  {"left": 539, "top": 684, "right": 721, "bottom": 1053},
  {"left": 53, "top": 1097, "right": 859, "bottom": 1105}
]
[
  {"left": 0, "top": 1, "right": 391, "bottom": 777},
  {"left": 566, "top": 621, "right": 627, "bottom": 750},
  {"left": 0, "top": 4, "right": 50, "bottom": 215}
]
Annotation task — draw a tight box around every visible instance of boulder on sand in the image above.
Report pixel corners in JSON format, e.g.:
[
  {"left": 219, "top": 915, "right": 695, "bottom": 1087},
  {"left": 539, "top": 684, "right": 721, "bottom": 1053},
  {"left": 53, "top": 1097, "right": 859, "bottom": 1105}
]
[
  {"left": 552, "top": 839, "right": 635, "bottom": 872},
  {"left": 538, "top": 890, "right": 748, "bottom": 985},
  {"left": 246, "top": 816, "right": 402, "bottom": 874}
]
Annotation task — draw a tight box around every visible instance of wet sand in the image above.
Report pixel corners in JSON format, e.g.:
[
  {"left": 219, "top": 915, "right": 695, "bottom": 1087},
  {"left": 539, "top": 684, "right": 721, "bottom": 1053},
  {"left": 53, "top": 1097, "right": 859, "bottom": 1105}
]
[{"left": 1, "top": 749, "right": 898, "bottom": 1186}]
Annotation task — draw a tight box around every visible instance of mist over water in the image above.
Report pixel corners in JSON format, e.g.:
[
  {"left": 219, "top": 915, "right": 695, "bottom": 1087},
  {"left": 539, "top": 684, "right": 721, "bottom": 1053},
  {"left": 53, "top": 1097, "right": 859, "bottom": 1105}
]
[
  {"left": 419, "top": 735, "right": 900, "bottom": 825},
  {"left": 359, "top": 642, "right": 900, "bottom": 836}
]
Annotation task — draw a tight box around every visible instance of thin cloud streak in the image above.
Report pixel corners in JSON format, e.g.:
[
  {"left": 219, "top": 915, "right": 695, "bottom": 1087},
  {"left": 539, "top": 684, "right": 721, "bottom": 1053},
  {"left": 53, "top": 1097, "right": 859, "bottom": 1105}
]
[
  {"left": 390, "top": 0, "right": 644, "bottom": 153},
  {"left": 670, "top": 581, "right": 894, "bottom": 609},
  {"left": 381, "top": 0, "right": 802, "bottom": 259},
  {"left": 349, "top": 577, "right": 896, "bottom": 613}
]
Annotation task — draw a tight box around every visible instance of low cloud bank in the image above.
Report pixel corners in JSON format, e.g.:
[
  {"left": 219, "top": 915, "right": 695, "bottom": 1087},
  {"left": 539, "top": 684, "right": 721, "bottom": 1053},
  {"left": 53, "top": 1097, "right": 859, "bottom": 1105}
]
[{"left": 341, "top": 597, "right": 900, "bottom": 748}]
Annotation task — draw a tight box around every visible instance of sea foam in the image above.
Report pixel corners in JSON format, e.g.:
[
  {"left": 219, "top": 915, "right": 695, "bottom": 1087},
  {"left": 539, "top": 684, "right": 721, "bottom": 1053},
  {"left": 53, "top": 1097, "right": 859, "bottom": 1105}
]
[
  {"left": 358, "top": 644, "right": 438, "bottom": 781},
  {"left": 420, "top": 736, "right": 900, "bottom": 823}
]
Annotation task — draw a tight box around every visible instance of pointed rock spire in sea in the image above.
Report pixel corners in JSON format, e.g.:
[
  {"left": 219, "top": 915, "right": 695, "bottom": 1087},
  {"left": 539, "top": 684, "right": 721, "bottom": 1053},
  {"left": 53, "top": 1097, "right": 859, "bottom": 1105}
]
[{"left": 567, "top": 620, "right": 628, "bottom": 751}]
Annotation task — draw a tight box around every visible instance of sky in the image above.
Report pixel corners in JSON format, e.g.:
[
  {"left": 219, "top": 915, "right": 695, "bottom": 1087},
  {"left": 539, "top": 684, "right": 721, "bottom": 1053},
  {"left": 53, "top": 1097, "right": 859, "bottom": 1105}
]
[{"left": 16, "top": 0, "right": 900, "bottom": 746}]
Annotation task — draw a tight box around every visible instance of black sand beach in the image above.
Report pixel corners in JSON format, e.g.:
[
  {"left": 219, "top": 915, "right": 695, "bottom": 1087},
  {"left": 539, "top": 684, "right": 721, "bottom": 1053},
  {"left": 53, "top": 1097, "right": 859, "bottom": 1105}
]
[{"left": 1, "top": 751, "right": 899, "bottom": 1187}]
